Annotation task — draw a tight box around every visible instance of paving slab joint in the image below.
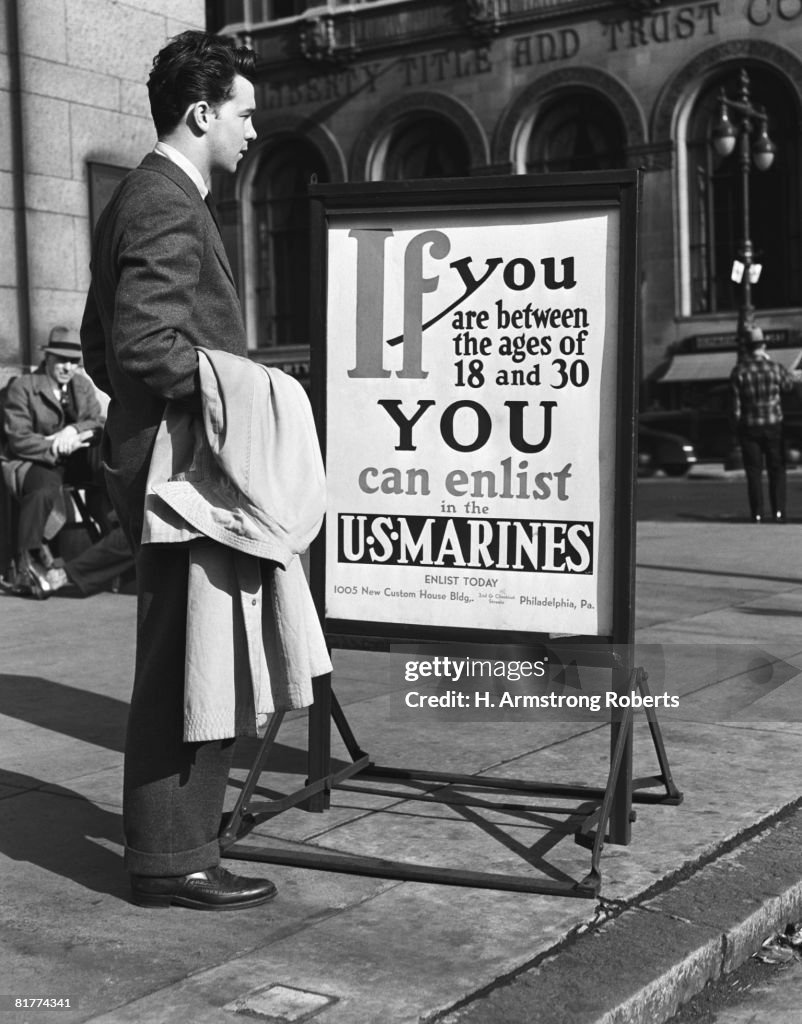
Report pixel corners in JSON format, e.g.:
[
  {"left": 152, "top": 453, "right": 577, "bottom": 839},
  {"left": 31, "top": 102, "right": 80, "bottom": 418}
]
[
  {"left": 621, "top": 794, "right": 802, "bottom": 913},
  {"left": 423, "top": 899, "right": 624, "bottom": 1024}
]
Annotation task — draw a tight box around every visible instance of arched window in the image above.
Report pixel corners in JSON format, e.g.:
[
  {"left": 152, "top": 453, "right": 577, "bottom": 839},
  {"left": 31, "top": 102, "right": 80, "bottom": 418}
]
[
  {"left": 526, "top": 92, "right": 626, "bottom": 174},
  {"left": 686, "top": 67, "right": 801, "bottom": 315},
  {"left": 382, "top": 116, "right": 471, "bottom": 180},
  {"left": 251, "top": 140, "right": 328, "bottom": 348}
]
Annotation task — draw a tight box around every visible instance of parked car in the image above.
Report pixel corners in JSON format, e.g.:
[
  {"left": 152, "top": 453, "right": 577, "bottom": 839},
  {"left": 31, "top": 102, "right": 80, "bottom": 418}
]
[
  {"left": 640, "top": 406, "right": 732, "bottom": 463},
  {"left": 641, "top": 387, "right": 802, "bottom": 465},
  {"left": 637, "top": 422, "right": 698, "bottom": 477}
]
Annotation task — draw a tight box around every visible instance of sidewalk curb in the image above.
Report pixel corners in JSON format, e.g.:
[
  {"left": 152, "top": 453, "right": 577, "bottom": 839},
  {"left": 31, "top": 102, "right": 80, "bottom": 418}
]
[{"left": 436, "top": 802, "right": 802, "bottom": 1024}]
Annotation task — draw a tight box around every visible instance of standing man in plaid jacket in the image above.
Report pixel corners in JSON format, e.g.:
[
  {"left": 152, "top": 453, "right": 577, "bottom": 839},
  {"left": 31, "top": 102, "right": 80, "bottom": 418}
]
[{"left": 730, "top": 325, "right": 801, "bottom": 523}]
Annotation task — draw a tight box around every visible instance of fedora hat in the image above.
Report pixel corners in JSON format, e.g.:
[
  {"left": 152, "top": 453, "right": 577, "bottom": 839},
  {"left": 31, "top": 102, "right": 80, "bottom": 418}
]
[
  {"left": 744, "top": 325, "right": 766, "bottom": 344},
  {"left": 42, "top": 327, "right": 82, "bottom": 360}
]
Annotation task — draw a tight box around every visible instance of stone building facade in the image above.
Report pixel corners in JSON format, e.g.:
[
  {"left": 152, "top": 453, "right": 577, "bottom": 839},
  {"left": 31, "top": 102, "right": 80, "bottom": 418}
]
[
  {"left": 4, "top": 1, "right": 802, "bottom": 403},
  {"left": 206, "top": 0, "right": 802, "bottom": 401},
  {"left": 1, "top": 0, "right": 204, "bottom": 372}
]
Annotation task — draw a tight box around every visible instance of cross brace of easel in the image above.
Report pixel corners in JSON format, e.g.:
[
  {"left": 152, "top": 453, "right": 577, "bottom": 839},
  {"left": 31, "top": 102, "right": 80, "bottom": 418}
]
[{"left": 219, "top": 665, "right": 682, "bottom": 898}]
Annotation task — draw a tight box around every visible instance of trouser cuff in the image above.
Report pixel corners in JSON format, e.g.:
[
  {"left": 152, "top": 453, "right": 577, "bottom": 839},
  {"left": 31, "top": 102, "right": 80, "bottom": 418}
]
[{"left": 124, "top": 836, "right": 221, "bottom": 877}]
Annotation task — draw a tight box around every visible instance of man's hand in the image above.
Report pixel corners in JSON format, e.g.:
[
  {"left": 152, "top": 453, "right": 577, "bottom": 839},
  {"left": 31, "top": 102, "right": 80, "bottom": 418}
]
[{"left": 48, "top": 426, "right": 94, "bottom": 457}]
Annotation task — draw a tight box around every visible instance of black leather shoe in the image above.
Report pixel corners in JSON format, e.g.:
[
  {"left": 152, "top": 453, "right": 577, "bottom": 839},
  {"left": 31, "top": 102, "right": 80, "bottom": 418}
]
[{"left": 130, "top": 866, "right": 277, "bottom": 910}]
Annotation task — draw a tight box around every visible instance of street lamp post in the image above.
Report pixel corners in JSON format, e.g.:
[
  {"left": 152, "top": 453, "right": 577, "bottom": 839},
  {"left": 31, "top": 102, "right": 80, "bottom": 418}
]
[{"left": 711, "top": 68, "right": 776, "bottom": 354}]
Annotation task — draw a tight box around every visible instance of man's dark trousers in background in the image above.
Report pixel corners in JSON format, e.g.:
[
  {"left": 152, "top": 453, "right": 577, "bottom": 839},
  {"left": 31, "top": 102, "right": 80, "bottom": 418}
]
[{"left": 738, "top": 423, "right": 786, "bottom": 521}]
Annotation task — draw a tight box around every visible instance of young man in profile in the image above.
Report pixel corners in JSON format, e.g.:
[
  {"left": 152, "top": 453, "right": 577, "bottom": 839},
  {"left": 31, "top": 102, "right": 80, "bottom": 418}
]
[{"left": 81, "top": 31, "right": 276, "bottom": 910}]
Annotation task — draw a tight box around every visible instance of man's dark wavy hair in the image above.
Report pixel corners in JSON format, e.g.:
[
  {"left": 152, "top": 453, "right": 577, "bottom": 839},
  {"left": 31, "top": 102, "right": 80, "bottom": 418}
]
[{"left": 148, "top": 30, "right": 255, "bottom": 136}]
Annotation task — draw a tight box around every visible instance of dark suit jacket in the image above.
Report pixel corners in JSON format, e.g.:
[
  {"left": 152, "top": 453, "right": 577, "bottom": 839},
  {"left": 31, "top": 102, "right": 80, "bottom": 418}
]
[{"left": 80, "top": 152, "right": 247, "bottom": 542}]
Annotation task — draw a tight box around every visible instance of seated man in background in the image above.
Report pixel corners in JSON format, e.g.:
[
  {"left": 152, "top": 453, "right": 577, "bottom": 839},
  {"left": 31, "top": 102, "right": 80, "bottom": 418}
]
[{"left": 1, "top": 327, "right": 106, "bottom": 587}]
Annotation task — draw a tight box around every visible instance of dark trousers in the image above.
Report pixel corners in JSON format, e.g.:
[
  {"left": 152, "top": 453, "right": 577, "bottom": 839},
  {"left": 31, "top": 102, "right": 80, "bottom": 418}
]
[
  {"left": 17, "top": 448, "right": 110, "bottom": 554},
  {"left": 65, "top": 526, "right": 135, "bottom": 595},
  {"left": 122, "top": 541, "right": 234, "bottom": 876},
  {"left": 738, "top": 423, "right": 786, "bottom": 519},
  {"left": 18, "top": 463, "right": 64, "bottom": 552}
]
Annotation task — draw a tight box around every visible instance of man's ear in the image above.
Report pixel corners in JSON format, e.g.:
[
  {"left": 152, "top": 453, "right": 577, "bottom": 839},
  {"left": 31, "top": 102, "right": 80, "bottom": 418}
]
[{"left": 187, "top": 101, "right": 212, "bottom": 136}]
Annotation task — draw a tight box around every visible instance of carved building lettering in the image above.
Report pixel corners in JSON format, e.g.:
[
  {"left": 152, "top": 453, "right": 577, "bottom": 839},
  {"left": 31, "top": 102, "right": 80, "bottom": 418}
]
[
  {"left": 601, "top": 1, "right": 720, "bottom": 51},
  {"left": 747, "top": 0, "right": 802, "bottom": 26},
  {"left": 399, "top": 47, "right": 493, "bottom": 86},
  {"left": 260, "top": 1, "right": 737, "bottom": 112},
  {"left": 512, "top": 28, "right": 581, "bottom": 67},
  {"left": 263, "top": 48, "right": 493, "bottom": 110}
]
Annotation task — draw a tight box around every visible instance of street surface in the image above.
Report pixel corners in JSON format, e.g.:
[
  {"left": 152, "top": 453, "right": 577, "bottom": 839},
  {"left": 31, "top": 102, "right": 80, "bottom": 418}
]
[
  {"left": 641, "top": 465, "right": 802, "bottom": 1024},
  {"left": 637, "top": 466, "right": 802, "bottom": 522},
  {"left": 5, "top": 462, "right": 802, "bottom": 1023}
]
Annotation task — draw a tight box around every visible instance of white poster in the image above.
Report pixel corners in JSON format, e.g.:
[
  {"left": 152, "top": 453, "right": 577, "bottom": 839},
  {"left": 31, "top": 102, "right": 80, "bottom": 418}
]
[{"left": 323, "top": 203, "right": 622, "bottom": 637}]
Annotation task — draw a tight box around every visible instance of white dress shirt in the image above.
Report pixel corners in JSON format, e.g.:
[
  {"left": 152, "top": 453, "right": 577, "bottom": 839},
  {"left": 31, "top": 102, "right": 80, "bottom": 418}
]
[{"left": 153, "top": 140, "right": 208, "bottom": 198}]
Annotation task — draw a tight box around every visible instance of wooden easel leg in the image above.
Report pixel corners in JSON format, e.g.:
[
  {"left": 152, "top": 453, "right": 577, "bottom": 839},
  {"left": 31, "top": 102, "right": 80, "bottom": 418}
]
[
  {"left": 580, "top": 703, "right": 635, "bottom": 888},
  {"left": 331, "top": 688, "right": 369, "bottom": 761},
  {"left": 608, "top": 665, "right": 634, "bottom": 845},
  {"left": 220, "top": 710, "right": 285, "bottom": 844},
  {"left": 637, "top": 669, "right": 683, "bottom": 801}
]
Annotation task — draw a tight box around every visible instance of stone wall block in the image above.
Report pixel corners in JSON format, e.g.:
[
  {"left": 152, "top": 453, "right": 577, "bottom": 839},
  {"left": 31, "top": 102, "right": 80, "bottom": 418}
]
[
  {"left": 20, "top": 93, "right": 71, "bottom": 178},
  {"left": 0, "top": 289, "right": 23, "bottom": 365},
  {"left": 145, "top": 0, "right": 203, "bottom": 25},
  {"left": 0, "top": 84, "right": 14, "bottom": 172},
  {"left": 75, "top": 231, "right": 92, "bottom": 294},
  {"left": 26, "top": 209, "right": 77, "bottom": 290},
  {"left": 30, "top": 288, "right": 87, "bottom": 351},
  {"left": 0, "top": 0, "right": 8, "bottom": 57},
  {"left": 166, "top": 11, "right": 207, "bottom": 38},
  {"left": 26, "top": 174, "right": 87, "bottom": 217},
  {"left": 65, "top": 0, "right": 165, "bottom": 83},
  {"left": 70, "top": 104, "right": 155, "bottom": 181},
  {"left": 0, "top": 209, "right": 19, "bottom": 287},
  {"left": 119, "top": 79, "right": 151, "bottom": 121},
  {"left": 18, "top": 0, "right": 68, "bottom": 64},
  {"left": 0, "top": 170, "right": 14, "bottom": 209},
  {"left": 24, "top": 55, "right": 120, "bottom": 111}
]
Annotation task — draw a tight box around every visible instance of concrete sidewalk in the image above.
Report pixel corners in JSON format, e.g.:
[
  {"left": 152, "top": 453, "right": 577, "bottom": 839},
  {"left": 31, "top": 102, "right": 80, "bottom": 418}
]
[{"left": 2, "top": 521, "right": 802, "bottom": 1023}]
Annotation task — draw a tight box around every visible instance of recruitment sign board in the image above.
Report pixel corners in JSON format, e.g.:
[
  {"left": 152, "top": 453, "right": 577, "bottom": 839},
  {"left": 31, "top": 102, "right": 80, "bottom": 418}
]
[{"left": 310, "top": 173, "right": 639, "bottom": 647}]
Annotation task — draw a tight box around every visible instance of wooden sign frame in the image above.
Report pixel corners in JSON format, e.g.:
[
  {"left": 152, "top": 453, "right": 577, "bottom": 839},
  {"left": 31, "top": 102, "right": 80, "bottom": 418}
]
[
  {"left": 222, "top": 172, "right": 683, "bottom": 897},
  {"left": 310, "top": 172, "right": 639, "bottom": 650}
]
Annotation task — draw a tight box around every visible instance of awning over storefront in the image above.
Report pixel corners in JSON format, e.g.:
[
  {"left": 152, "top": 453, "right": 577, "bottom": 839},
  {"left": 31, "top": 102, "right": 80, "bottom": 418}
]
[{"left": 658, "top": 349, "right": 802, "bottom": 383}]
